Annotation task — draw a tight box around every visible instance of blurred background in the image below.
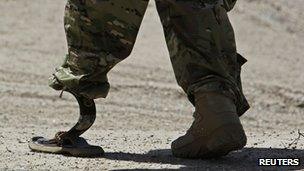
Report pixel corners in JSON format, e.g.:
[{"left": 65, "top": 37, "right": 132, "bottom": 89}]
[{"left": 0, "top": 0, "right": 303, "bottom": 170}]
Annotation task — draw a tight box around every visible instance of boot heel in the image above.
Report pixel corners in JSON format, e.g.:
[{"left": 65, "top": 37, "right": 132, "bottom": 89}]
[{"left": 205, "top": 124, "right": 247, "bottom": 158}]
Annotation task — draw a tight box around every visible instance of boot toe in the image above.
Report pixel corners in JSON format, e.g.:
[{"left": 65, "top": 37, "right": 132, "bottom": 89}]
[
  {"left": 171, "top": 125, "right": 247, "bottom": 159},
  {"left": 171, "top": 135, "right": 208, "bottom": 159}
]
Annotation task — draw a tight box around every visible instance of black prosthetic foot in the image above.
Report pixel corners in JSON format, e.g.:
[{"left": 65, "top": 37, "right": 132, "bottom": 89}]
[
  {"left": 29, "top": 135, "right": 104, "bottom": 157},
  {"left": 29, "top": 91, "right": 104, "bottom": 157}
]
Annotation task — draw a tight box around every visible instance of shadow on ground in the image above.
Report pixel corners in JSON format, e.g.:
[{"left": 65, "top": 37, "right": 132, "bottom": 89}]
[{"left": 104, "top": 148, "right": 304, "bottom": 170}]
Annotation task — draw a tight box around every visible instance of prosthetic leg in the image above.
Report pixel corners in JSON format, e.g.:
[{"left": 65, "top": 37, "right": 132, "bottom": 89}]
[{"left": 29, "top": 91, "right": 104, "bottom": 157}]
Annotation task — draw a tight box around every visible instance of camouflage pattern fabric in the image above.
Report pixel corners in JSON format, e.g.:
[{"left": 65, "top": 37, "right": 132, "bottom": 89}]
[{"left": 49, "top": 0, "right": 249, "bottom": 116}]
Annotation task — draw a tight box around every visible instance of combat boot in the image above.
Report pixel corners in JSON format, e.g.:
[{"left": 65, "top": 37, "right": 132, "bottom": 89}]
[{"left": 171, "top": 92, "right": 247, "bottom": 159}]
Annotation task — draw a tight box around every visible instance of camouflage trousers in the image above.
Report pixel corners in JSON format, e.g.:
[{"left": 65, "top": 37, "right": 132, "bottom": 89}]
[{"left": 49, "top": 0, "right": 249, "bottom": 116}]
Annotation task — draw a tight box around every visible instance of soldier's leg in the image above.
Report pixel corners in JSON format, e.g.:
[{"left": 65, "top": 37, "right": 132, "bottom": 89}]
[
  {"left": 30, "top": 0, "right": 149, "bottom": 156},
  {"left": 155, "top": 0, "right": 249, "bottom": 158},
  {"left": 50, "top": 0, "right": 149, "bottom": 99}
]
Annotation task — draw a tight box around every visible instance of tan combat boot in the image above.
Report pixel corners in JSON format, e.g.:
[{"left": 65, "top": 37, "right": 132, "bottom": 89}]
[{"left": 171, "top": 92, "right": 247, "bottom": 159}]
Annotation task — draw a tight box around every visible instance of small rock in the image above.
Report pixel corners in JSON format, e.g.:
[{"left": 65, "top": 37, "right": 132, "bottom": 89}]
[{"left": 296, "top": 103, "right": 304, "bottom": 108}]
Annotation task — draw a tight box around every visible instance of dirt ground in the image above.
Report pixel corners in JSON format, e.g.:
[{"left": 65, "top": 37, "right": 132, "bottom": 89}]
[{"left": 0, "top": 0, "right": 303, "bottom": 170}]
